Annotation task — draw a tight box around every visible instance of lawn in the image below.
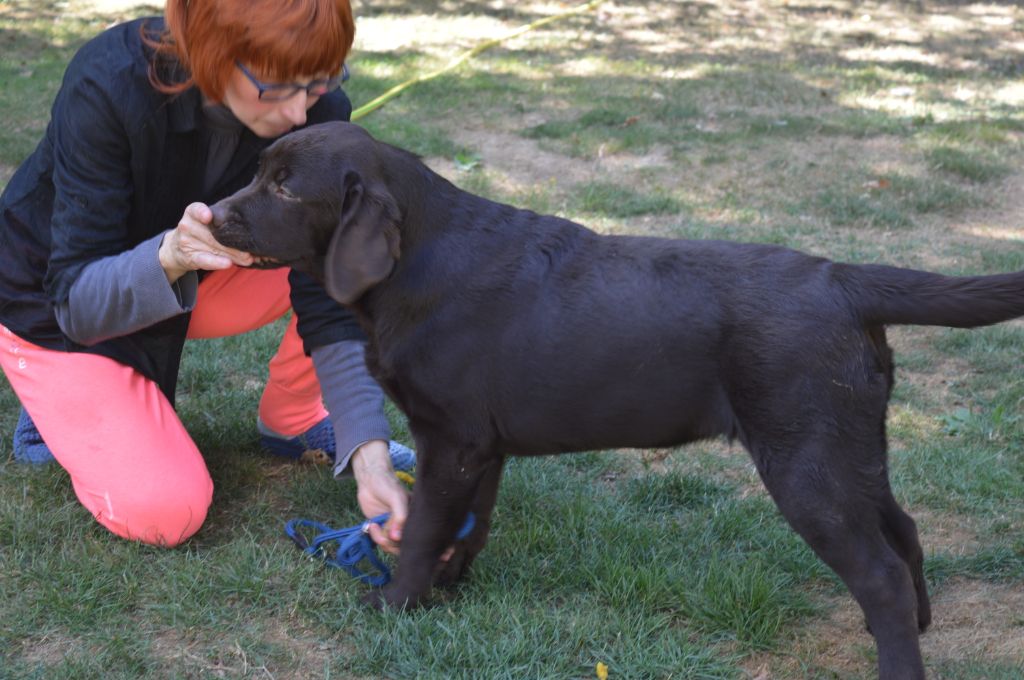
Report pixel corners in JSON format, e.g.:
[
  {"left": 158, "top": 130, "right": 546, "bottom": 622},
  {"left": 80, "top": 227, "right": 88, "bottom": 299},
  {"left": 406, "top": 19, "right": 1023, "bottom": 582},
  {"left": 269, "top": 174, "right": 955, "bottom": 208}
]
[{"left": 1, "top": 0, "right": 1023, "bottom": 678}]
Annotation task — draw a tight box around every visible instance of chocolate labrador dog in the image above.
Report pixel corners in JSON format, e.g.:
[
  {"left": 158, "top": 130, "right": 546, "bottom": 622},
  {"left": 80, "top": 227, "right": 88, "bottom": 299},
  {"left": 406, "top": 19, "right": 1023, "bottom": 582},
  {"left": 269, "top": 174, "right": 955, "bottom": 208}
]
[{"left": 210, "top": 121, "right": 1024, "bottom": 680}]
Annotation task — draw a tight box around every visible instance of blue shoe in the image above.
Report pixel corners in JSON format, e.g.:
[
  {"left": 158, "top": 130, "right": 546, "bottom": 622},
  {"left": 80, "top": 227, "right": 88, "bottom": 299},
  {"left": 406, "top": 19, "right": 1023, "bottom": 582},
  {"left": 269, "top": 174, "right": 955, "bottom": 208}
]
[
  {"left": 259, "top": 416, "right": 336, "bottom": 465},
  {"left": 385, "top": 440, "right": 416, "bottom": 473},
  {"left": 13, "top": 408, "right": 56, "bottom": 465},
  {"left": 258, "top": 416, "right": 416, "bottom": 472}
]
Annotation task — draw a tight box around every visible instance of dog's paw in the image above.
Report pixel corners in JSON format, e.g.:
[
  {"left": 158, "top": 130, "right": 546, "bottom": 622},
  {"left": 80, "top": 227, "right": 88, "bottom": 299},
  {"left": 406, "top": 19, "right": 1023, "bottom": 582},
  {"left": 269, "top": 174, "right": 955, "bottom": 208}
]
[
  {"left": 360, "top": 588, "right": 391, "bottom": 611},
  {"left": 917, "top": 606, "right": 931, "bottom": 633},
  {"left": 434, "top": 521, "right": 489, "bottom": 589},
  {"left": 433, "top": 548, "right": 473, "bottom": 589},
  {"left": 360, "top": 584, "right": 425, "bottom": 611}
]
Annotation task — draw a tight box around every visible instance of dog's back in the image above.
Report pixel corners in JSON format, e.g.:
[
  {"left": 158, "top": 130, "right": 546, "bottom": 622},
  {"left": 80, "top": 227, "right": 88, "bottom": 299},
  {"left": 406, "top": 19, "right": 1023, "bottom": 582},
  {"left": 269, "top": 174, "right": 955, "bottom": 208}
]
[{"left": 368, "top": 174, "right": 893, "bottom": 457}]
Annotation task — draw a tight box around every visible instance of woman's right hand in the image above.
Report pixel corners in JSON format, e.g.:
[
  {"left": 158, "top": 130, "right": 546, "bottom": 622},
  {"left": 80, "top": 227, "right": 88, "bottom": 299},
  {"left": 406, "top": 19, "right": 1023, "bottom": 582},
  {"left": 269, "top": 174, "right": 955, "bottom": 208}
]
[{"left": 158, "top": 202, "right": 254, "bottom": 283}]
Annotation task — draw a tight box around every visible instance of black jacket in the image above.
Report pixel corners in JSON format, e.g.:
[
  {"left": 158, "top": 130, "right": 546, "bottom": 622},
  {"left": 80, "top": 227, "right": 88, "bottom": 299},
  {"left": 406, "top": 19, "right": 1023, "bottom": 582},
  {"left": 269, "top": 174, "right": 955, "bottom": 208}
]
[{"left": 0, "top": 18, "right": 363, "bottom": 401}]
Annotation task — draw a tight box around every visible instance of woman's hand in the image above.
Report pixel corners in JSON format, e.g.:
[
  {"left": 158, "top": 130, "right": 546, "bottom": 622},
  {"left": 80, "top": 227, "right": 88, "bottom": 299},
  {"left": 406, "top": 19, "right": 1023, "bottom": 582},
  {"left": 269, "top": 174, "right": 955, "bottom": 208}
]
[
  {"left": 351, "top": 440, "right": 455, "bottom": 561},
  {"left": 350, "top": 440, "right": 410, "bottom": 556},
  {"left": 158, "top": 202, "right": 254, "bottom": 283}
]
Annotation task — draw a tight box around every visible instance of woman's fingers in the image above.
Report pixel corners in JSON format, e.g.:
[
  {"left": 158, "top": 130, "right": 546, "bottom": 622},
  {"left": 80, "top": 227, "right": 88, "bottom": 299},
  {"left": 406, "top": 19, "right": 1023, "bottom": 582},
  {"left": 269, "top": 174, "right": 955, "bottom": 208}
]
[{"left": 160, "top": 203, "right": 253, "bottom": 281}]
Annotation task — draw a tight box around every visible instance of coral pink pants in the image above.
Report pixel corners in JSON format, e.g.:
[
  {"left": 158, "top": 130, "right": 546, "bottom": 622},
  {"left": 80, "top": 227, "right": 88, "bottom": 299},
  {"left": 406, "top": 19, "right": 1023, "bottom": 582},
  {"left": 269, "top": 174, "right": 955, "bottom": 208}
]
[{"left": 0, "top": 267, "right": 327, "bottom": 547}]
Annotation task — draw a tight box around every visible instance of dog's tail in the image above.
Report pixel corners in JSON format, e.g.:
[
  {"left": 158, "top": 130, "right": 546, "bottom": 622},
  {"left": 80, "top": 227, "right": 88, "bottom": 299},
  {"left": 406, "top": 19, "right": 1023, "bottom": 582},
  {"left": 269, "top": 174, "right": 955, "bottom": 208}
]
[{"left": 838, "top": 263, "right": 1024, "bottom": 328}]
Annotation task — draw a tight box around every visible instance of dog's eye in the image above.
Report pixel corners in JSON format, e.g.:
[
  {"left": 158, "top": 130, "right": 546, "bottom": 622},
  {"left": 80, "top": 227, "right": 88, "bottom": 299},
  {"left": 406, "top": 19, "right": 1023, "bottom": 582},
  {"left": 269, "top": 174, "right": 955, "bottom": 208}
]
[
  {"left": 268, "top": 166, "right": 296, "bottom": 199},
  {"left": 271, "top": 169, "right": 298, "bottom": 200},
  {"left": 276, "top": 184, "right": 298, "bottom": 200}
]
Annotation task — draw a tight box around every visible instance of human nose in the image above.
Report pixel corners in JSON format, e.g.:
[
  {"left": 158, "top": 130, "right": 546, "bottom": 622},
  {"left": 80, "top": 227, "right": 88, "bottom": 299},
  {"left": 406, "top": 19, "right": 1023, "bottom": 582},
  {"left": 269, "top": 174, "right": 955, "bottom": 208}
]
[{"left": 279, "top": 91, "right": 309, "bottom": 127}]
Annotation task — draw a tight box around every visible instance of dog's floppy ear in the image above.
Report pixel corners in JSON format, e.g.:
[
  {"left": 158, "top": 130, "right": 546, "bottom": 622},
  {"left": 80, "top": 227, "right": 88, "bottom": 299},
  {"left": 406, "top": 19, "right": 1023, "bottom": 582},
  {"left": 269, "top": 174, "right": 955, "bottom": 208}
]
[{"left": 323, "top": 173, "right": 401, "bottom": 304}]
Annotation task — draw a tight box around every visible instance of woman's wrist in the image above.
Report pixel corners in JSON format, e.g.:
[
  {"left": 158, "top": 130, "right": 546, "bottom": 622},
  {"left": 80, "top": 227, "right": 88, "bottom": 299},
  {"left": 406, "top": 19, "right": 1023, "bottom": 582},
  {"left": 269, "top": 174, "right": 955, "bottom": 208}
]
[
  {"left": 349, "top": 439, "right": 394, "bottom": 479},
  {"left": 158, "top": 232, "right": 188, "bottom": 283}
]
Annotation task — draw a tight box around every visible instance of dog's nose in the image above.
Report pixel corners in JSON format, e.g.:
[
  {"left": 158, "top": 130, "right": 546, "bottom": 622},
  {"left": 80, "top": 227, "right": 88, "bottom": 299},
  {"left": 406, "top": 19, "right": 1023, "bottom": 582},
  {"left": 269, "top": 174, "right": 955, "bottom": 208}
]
[{"left": 208, "top": 201, "right": 232, "bottom": 229}]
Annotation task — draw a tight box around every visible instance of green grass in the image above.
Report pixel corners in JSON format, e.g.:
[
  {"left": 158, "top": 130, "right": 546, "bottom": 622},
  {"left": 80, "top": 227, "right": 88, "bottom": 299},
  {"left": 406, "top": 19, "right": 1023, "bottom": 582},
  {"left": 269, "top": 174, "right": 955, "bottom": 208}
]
[
  {"left": 810, "top": 173, "right": 979, "bottom": 230},
  {"left": 3, "top": 0, "right": 1024, "bottom": 678},
  {"left": 925, "top": 146, "right": 1012, "bottom": 183},
  {"left": 574, "top": 181, "right": 682, "bottom": 218}
]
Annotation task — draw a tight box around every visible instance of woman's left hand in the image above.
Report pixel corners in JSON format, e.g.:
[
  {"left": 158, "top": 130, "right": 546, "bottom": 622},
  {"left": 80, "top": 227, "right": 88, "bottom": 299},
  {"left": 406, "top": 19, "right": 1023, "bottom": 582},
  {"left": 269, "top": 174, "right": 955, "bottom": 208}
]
[{"left": 350, "top": 440, "right": 410, "bottom": 556}]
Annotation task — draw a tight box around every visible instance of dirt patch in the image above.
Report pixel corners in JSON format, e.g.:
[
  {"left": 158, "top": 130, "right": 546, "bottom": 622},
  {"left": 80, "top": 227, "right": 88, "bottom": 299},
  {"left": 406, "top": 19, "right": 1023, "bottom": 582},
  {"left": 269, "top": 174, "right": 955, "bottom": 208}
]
[
  {"left": 913, "top": 507, "right": 981, "bottom": 555},
  {"left": 425, "top": 127, "right": 597, "bottom": 194},
  {"left": 744, "top": 579, "right": 1024, "bottom": 678},
  {"left": 956, "top": 171, "right": 1024, "bottom": 244},
  {"left": 16, "top": 632, "right": 84, "bottom": 666},
  {"left": 743, "top": 593, "right": 875, "bottom": 679},
  {"left": 148, "top": 622, "right": 363, "bottom": 680},
  {"left": 923, "top": 579, "right": 1024, "bottom": 663},
  {"left": 889, "top": 326, "right": 975, "bottom": 408}
]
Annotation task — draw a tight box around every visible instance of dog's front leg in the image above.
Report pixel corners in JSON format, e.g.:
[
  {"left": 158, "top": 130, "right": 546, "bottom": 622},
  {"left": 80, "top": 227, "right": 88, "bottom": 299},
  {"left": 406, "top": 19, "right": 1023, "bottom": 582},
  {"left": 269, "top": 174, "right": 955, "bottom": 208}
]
[
  {"left": 433, "top": 455, "right": 506, "bottom": 588},
  {"left": 362, "top": 440, "right": 499, "bottom": 610}
]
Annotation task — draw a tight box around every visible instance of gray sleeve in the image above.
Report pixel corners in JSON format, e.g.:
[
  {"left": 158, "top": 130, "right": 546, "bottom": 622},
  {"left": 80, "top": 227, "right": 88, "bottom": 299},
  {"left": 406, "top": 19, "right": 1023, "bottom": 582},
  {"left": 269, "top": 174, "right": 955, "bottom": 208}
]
[
  {"left": 311, "top": 339, "right": 393, "bottom": 478},
  {"left": 54, "top": 231, "right": 198, "bottom": 346}
]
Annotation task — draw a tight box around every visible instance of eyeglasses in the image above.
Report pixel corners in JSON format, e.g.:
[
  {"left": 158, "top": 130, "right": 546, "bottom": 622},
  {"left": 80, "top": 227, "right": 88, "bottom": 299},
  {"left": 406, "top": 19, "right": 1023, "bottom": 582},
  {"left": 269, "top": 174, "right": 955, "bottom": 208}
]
[{"left": 235, "top": 61, "right": 350, "bottom": 101}]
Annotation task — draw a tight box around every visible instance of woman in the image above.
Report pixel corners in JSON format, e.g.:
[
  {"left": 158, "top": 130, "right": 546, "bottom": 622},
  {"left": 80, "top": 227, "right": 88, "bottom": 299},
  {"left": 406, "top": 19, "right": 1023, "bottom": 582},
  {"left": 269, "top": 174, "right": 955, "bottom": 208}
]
[{"left": 0, "top": 0, "right": 411, "bottom": 553}]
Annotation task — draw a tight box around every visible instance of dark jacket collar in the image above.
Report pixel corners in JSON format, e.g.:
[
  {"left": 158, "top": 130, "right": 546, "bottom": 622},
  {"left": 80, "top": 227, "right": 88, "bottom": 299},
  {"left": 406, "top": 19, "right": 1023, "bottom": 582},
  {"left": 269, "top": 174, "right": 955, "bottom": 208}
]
[{"left": 166, "top": 86, "right": 204, "bottom": 133}]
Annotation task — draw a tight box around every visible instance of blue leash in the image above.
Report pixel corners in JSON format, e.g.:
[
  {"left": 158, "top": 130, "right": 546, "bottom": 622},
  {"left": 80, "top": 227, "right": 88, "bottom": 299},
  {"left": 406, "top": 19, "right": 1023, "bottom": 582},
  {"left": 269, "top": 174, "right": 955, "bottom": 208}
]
[{"left": 285, "top": 512, "right": 476, "bottom": 586}]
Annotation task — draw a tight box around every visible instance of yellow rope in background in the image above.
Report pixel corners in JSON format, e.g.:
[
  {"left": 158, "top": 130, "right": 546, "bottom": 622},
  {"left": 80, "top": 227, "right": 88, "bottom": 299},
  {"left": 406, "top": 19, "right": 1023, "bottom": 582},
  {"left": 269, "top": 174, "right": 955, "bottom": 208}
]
[{"left": 350, "top": 0, "right": 607, "bottom": 121}]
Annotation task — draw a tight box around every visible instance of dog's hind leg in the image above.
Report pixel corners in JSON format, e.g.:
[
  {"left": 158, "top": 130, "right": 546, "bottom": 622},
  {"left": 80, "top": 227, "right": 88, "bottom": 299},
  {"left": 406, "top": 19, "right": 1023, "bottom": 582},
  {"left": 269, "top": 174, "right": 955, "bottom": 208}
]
[
  {"left": 754, "top": 441, "right": 926, "bottom": 680},
  {"left": 879, "top": 492, "right": 931, "bottom": 632}
]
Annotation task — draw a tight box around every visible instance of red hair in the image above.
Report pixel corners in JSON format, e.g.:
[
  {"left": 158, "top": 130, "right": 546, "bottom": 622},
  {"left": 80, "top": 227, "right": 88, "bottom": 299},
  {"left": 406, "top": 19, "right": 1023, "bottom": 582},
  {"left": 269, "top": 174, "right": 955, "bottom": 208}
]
[{"left": 146, "top": 0, "right": 354, "bottom": 100}]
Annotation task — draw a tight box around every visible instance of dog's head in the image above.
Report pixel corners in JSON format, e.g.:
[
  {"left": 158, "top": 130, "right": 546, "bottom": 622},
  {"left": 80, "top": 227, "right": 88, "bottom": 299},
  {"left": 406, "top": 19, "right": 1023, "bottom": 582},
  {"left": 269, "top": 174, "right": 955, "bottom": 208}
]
[{"left": 210, "top": 122, "right": 401, "bottom": 304}]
